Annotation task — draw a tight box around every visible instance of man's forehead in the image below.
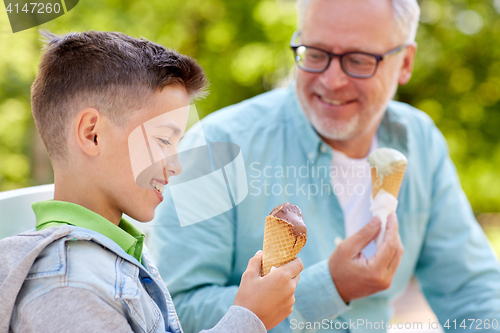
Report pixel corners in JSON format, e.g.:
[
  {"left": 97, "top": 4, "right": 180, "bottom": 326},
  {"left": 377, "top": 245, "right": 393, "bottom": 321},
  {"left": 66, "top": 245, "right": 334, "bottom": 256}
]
[
  {"left": 301, "top": 0, "right": 397, "bottom": 51},
  {"left": 303, "top": 0, "right": 394, "bottom": 17}
]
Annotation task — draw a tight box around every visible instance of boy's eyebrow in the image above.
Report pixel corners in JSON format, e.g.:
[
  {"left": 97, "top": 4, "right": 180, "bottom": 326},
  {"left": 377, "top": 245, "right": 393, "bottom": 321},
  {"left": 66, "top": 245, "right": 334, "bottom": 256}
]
[{"left": 155, "top": 124, "right": 181, "bottom": 135}]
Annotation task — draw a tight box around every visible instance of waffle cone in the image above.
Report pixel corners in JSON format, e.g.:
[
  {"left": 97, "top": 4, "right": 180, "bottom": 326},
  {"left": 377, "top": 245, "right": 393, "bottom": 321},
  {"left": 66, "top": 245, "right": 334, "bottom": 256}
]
[
  {"left": 371, "top": 164, "right": 406, "bottom": 198},
  {"left": 261, "top": 215, "right": 307, "bottom": 276}
]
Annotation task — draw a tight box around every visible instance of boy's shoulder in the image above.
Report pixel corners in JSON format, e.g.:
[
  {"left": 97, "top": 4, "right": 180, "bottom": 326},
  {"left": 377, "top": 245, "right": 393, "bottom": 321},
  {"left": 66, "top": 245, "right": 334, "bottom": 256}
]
[
  {"left": 0, "top": 226, "right": 73, "bottom": 286},
  {"left": 0, "top": 226, "right": 72, "bottom": 331},
  {"left": 0, "top": 226, "right": 118, "bottom": 296},
  {"left": 1, "top": 225, "right": 140, "bottom": 297},
  {"left": 1, "top": 226, "right": 170, "bottom": 333}
]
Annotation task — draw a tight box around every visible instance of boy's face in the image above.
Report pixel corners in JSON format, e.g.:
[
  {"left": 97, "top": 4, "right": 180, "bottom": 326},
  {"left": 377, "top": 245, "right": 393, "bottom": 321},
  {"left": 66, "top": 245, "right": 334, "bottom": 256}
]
[{"left": 100, "top": 85, "right": 189, "bottom": 222}]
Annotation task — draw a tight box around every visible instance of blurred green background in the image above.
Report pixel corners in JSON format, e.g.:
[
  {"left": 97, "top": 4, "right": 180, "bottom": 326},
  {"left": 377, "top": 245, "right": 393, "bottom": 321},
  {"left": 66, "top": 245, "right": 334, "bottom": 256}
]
[{"left": 1, "top": 0, "right": 500, "bottom": 254}]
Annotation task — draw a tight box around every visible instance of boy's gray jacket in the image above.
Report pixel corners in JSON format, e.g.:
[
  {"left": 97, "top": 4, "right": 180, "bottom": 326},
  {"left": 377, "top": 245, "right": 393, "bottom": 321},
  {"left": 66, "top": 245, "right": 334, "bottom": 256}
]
[{"left": 0, "top": 226, "right": 266, "bottom": 333}]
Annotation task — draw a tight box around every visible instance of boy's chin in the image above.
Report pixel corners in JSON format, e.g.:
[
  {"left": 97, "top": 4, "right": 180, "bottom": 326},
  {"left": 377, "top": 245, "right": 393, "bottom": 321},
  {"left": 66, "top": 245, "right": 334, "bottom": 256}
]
[{"left": 127, "top": 208, "right": 156, "bottom": 223}]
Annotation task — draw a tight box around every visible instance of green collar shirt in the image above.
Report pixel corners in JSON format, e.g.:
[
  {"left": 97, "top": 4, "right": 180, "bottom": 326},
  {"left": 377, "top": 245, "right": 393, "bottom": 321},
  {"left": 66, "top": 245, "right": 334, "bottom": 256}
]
[{"left": 33, "top": 200, "right": 145, "bottom": 263}]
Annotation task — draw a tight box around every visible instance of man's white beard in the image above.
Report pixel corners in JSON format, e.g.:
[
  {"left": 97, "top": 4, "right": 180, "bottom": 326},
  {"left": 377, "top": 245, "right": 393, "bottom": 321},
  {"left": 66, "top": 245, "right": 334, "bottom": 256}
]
[{"left": 306, "top": 105, "right": 361, "bottom": 141}]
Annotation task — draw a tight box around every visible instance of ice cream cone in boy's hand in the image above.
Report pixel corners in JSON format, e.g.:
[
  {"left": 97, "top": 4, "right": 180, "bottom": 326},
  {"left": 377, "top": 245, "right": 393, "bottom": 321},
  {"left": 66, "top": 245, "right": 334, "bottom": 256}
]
[
  {"left": 368, "top": 148, "right": 407, "bottom": 246},
  {"left": 261, "top": 203, "right": 307, "bottom": 276}
]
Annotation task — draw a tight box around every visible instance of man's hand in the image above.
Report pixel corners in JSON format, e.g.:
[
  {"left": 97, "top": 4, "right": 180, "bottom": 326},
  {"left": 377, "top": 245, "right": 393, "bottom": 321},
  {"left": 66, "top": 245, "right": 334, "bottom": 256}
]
[
  {"left": 329, "top": 213, "right": 404, "bottom": 303},
  {"left": 234, "top": 251, "right": 304, "bottom": 330}
]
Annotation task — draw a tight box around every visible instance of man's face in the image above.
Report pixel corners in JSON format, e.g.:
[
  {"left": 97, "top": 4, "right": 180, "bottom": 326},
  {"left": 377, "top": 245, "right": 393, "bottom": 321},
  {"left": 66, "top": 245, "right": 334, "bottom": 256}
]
[
  {"left": 295, "top": 0, "right": 416, "bottom": 142},
  {"left": 102, "top": 85, "right": 189, "bottom": 222}
]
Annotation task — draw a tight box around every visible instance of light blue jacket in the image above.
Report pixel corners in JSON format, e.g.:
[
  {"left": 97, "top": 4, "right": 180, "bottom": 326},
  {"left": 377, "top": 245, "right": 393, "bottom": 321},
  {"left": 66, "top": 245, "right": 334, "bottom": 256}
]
[
  {"left": 0, "top": 225, "right": 265, "bottom": 333},
  {"left": 0, "top": 225, "right": 182, "bottom": 333},
  {"left": 150, "top": 85, "right": 500, "bottom": 332}
]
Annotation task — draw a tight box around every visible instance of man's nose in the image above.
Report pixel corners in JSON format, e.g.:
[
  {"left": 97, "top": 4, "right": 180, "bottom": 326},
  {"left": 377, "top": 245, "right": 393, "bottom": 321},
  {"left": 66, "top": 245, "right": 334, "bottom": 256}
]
[{"left": 318, "top": 57, "right": 350, "bottom": 90}]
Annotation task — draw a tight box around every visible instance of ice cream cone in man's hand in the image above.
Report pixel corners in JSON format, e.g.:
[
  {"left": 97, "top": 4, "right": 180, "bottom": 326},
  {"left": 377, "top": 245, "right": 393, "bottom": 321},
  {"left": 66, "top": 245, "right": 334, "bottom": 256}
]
[{"left": 368, "top": 148, "right": 407, "bottom": 246}]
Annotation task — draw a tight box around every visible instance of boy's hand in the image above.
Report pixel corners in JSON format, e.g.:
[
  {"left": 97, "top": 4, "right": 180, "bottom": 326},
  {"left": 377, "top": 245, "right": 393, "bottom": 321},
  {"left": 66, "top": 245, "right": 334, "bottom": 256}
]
[{"left": 234, "top": 251, "right": 303, "bottom": 330}]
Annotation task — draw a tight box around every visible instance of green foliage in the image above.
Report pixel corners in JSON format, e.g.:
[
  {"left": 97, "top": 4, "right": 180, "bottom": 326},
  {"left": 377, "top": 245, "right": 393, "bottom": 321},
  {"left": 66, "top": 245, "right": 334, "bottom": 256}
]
[
  {"left": 1, "top": 0, "right": 500, "bottom": 213},
  {"left": 0, "top": 23, "right": 39, "bottom": 190},
  {"left": 398, "top": 0, "right": 500, "bottom": 212}
]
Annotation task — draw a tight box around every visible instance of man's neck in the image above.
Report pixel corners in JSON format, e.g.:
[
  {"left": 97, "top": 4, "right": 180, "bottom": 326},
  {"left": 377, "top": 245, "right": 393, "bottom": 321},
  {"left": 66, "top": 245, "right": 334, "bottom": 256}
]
[{"left": 322, "top": 128, "right": 377, "bottom": 159}]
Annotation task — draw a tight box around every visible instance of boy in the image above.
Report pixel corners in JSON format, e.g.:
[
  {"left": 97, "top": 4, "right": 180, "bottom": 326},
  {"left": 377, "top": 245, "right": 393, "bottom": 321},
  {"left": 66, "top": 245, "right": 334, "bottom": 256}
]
[{"left": 0, "top": 31, "right": 303, "bottom": 332}]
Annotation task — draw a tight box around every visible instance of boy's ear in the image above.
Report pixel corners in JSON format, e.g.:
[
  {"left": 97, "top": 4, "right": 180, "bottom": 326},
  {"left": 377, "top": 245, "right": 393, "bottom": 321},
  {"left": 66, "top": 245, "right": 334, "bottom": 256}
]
[{"left": 75, "top": 108, "right": 101, "bottom": 157}]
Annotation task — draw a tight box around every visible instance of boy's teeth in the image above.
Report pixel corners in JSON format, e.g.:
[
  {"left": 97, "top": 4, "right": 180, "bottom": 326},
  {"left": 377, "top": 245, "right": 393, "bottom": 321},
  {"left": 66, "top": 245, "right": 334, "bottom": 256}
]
[{"left": 150, "top": 180, "right": 164, "bottom": 195}]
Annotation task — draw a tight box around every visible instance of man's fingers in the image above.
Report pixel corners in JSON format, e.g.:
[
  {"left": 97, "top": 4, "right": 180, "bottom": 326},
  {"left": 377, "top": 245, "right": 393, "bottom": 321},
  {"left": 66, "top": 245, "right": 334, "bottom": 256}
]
[
  {"left": 387, "top": 228, "right": 404, "bottom": 275},
  {"left": 386, "top": 234, "right": 404, "bottom": 274},
  {"left": 385, "top": 213, "right": 399, "bottom": 234},
  {"left": 244, "top": 250, "right": 263, "bottom": 278},
  {"left": 344, "top": 217, "right": 381, "bottom": 256},
  {"left": 371, "top": 214, "right": 400, "bottom": 269}
]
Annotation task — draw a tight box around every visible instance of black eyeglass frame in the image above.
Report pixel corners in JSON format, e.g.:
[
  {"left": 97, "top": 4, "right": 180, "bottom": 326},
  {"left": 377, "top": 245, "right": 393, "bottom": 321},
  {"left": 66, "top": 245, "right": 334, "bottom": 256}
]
[{"left": 290, "top": 31, "right": 409, "bottom": 79}]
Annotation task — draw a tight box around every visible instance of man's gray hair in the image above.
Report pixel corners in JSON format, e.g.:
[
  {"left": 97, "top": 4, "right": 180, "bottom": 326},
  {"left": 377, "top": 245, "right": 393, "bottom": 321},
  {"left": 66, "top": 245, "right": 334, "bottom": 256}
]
[{"left": 296, "top": 0, "right": 420, "bottom": 43}]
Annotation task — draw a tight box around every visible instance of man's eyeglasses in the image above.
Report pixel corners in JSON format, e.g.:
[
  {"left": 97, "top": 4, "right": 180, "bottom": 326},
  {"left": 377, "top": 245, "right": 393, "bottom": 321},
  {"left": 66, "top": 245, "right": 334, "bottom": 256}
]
[{"left": 290, "top": 31, "right": 408, "bottom": 79}]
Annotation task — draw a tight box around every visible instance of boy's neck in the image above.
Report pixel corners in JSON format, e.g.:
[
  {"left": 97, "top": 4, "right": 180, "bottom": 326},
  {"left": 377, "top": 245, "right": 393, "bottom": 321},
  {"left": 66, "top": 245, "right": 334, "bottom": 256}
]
[{"left": 53, "top": 174, "right": 122, "bottom": 226}]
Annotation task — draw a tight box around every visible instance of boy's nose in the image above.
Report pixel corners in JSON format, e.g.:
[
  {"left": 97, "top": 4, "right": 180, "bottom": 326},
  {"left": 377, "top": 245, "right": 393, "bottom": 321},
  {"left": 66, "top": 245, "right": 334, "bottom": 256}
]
[{"left": 163, "top": 153, "right": 182, "bottom": 178}]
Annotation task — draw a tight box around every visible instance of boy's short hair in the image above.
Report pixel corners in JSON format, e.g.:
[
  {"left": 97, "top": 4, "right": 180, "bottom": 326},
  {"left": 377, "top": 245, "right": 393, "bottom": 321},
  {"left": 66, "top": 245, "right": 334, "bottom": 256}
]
[{"left": 31, "top": 31, "right": 207, "bottom": 163}]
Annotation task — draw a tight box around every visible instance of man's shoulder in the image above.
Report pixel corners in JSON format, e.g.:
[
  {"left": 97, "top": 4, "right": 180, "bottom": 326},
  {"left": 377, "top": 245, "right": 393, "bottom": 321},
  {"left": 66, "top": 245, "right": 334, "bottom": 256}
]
[
  {"left": 388, "top": 100, "right": 442, "bottom": 143},
  {"left": 387, "top": 100, "right": 450, "bottom": 172},
  {"left": 388, "top": 100, "right": 436, "bottom": 128},
  {"left": 199, "top": 88, "right": 292, "bottom": 138}
]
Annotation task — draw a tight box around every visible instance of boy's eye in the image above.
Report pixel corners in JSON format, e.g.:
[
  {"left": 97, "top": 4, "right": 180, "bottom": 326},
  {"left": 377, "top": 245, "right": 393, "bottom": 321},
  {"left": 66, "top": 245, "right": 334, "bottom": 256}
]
[{"left": 157, "top": 137, "right": 171, "bottom": 147}]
